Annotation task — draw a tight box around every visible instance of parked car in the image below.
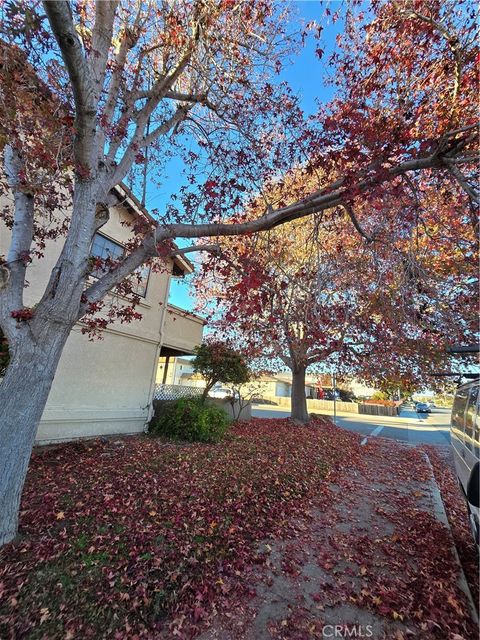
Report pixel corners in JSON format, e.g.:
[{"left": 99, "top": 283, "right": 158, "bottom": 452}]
[
  {"left": 416, "top": 402, "right": 431, "bottom": 413},
  {"left": 209, "top": 387, "right": 234, "bottom": 399},
  {"left": 450, "top": 379, "right": 480, "bottom": 544}
]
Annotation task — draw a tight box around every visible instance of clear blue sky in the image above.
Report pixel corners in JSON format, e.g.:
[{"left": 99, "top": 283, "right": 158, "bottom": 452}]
[{"left": 152, "top": 1, "right": 341, "bottom": 312}]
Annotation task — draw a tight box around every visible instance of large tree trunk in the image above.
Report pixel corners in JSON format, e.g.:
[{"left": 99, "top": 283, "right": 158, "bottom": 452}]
[
  {"left": 291, "top": 365, "right": 309, "bottom": 423},
  {"left": 0, "top": 325, "right": 71, "bottom": 546}
]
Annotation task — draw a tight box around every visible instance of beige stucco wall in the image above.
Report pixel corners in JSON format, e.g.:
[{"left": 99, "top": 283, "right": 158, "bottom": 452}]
[
  {"left": 38, "top": 326, "right": 160, "bottom": 441},
  {"left": 162, "top": 305, "right": 205, "bottom": 354},
  {"left": 1, "top": 198, "right": 176, "bottom": 442}
]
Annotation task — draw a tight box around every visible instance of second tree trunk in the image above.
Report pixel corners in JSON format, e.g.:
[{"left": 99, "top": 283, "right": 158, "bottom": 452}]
[{"left": 291, "top": 365, "right": 309, "bottom": 423}]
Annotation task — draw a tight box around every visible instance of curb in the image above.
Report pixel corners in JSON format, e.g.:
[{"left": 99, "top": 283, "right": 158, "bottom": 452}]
[{"left": 423, "top": 452, "right": 479, "bottom": 627}]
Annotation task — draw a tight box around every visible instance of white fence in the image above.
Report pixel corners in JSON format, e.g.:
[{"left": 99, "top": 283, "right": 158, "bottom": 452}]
[{"left": 153, "top": 384, "right": 203, "bottom": 401}]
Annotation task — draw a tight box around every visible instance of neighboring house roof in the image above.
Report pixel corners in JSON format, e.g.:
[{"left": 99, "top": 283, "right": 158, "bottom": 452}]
[{"left": 112, "top": 183, "right": 194, "bottom": 277}]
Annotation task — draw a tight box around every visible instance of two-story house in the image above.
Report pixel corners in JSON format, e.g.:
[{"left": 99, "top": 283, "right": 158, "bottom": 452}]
[{"left": 0, "top": 184, "right": 205, "bottom": 442}]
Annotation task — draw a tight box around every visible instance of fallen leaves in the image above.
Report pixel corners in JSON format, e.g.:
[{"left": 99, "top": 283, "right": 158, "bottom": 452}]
[
  {"left": 0, "top": 418, "right": 349, "bottom": 638},
  {"left": 422, "top": 446, "right": 479, "bottom": 606},
  {"left": 0, "top": 421, "right": 477, "bottom": 639}
]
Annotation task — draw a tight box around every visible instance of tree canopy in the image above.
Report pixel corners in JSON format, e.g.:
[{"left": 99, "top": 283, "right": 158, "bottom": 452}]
[{"left": 192, "top": 342, "right": 250, "bottom": 401}]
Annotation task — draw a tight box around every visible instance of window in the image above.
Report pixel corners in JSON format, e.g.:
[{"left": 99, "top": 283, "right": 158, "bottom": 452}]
[
  {"left": 465, "top": 385, "right": 479, "bottom": 451},
  {"left": 90, "top": 233, "right": 150, "bottom": 298},
  {"left": 133, "top": 264, "right": 150, "bottom": 298},
  {"left": 451, "top": 387, "right": 469, "bottom": 442},
  {"left": 90, "top": 233, "right": 123, "bottom": 277}
]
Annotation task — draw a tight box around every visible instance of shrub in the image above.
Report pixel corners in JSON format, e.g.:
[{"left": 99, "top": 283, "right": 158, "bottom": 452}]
[
  {"left": 149, "top": 397, "right": 231, "bottom": 443},
  {"left": 192, "top": 342, "right": 250, "bottom": 402},
  {"left": 371, "top": 391, "right": 389, "bottom": 401}
]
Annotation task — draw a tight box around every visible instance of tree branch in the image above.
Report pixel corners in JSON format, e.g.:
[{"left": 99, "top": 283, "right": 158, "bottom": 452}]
[
  {"left": 444, "top": 160, "right": 479, "bottom": 205},
  {"left": 111, "top": 104, "right": 193, "bottom": 185},
  {"left": 1, "top": 145, "right": 35, "bottom": 309},
  {"left": 153, "top": 150, "right": 447, "bottom": 242},
  {"left": 79, "top": 234, "right": 157, "bottom": 313},
  {"left": 43, "top": 1, "right": 97, "bottom": 170},
  {"left": 170, "top": 244, "right": 221, "bottom": 257},
  {"left": 102, "top": 9, "right": 143, "bottom": 129},
  {"left": 398, "top": 6, "right": 462, "bottom": 107},
  {"left": 342, "top": 204, "right": 373, "bottom": 242},
  {"left": 106, "top": 19, "right": 200, "bottom": 166},
  {"left": 91, "top": 1, "right": 118, "bottom": 104}
]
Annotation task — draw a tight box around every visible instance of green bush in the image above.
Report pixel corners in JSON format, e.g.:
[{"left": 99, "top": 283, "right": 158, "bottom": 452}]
[{"left": 149, "top": 397, "right": 231, "bottom": 443}]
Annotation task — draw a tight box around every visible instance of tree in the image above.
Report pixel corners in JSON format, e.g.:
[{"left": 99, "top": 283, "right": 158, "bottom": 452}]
[
  {"left": 227, "top": 372, "right": 266, "bottom": 421},
  {"left": 0, "top": 0, "right": 477, "bottom": 544},
  {"left": 194, "top": 216, "right": 376, "bottom": 422},
  {"left": 194, "top": 183, "right": 478, "bottom": 422},
  {"left": 192, "top": 342, "right": 250, "bottom": 402}
]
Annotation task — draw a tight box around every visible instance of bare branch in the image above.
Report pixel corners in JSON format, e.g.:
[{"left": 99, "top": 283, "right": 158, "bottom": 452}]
[
  {"left": 342, "top": 204, "right": 373, "bottom": 242},
  {"left": 43, "top": 1, "right": 97, "bottom": 169},
  {"left": 444, "top": 160, "right": 479, "bottom": 205},
  {"left": 111, "top": 104, "right": 193, "bottom": 185},
  {"left": 102, "top": 10, "right": 143, "bottom": 128},
  {"left": 106, "top": 19, "right": 200, "bottom": 165},
  {"left": 1, "top": 145, "right": 35, "bottom": 308},
  {"left": 170, "top": 244, "right": 221, "bottom": 257},
  {"left": 91, "top": 1, "right": 119, "bottom": 103}
]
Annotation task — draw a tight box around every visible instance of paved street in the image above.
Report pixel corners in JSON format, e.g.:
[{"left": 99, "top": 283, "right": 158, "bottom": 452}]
[{"left": 251, "top": 403, "right": 452, "bottom": 445}]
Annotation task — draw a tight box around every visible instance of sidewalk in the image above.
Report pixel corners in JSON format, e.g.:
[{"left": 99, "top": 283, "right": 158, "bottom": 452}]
[{"left": 200, "top": 436, "right": 478, "bottom": 640}]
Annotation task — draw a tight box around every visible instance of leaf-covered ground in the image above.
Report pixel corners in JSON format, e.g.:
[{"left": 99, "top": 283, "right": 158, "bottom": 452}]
[
  {"left": 421, "top": 445, "right": 479, "bottom": 607},
  {"left": 0, "top": 419, "right": 477, "bottom": 639}
]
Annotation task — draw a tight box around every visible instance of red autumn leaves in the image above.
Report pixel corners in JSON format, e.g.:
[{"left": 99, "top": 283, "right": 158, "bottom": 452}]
[{"left": 0, "top": 420, "right": 477, "bottom": 639}]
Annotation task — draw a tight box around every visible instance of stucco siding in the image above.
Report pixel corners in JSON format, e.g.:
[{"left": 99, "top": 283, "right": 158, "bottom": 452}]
[
  {"left": 162, "top": 305, "right": 205, "bottom": 354},
  {"left": 36, "top": 325, "right": 159, "bottom": 442},
  {"left": 1, "top": 196, "right": 179, "bottom": 443}
]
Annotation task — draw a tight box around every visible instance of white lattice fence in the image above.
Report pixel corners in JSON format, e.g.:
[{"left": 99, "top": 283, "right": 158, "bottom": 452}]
[{"left": 153, "top": 384, "right": 203, "bottom": 401}]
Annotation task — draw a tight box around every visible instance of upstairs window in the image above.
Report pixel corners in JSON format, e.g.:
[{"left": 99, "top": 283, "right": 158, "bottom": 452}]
[
  {"left": 91, "top": 234, "right": 124, "bottom": 277},
  {"left": 90, "top": 232, "right": 150, "bottom": 298}
]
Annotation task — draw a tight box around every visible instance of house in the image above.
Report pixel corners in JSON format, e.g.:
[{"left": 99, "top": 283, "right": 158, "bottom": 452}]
[
  {"left": 157, "top": 349, "right": 199, "bottom": 387},
  {"left": 0, "top": 184, "right": 205, "bottom": 442},
  {"left": 158, "top": 363, "right": 326, "bottom": 400}
]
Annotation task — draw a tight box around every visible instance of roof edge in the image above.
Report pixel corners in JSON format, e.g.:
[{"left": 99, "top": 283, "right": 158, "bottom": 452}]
[{"left": 112, "top": 183, "right": 194, "bottom": 276}]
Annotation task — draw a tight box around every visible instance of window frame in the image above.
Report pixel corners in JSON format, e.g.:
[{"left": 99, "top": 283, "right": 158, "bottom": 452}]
[
  {"left": 90, "top": 232, "right": 151, "bottom": 299},
  {"left": 451, "top": 387, "right": 469, "bottom": 443},
  {"left": 465, "top": 384, "right": 480, "bottom": 453}
]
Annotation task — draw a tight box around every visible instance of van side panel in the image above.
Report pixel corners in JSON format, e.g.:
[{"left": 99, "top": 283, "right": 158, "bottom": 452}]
[{"left": 451, "top": 383, "right": 479, "bottom": 493}]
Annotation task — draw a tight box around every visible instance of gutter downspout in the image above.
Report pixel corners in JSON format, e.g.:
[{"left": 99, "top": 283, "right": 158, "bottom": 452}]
[{"left": 145, "top": 264, "right": 173, "bottom": 427}]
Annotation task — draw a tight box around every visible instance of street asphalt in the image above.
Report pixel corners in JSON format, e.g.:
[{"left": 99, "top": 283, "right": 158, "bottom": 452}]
[{"left": 251, "top": 403, "right": 452, "bottom": 446}]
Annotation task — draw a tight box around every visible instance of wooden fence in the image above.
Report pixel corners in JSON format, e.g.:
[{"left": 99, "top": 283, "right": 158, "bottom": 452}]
[{"left": 255, "top": 396, "right": 401, "bottom": 417}]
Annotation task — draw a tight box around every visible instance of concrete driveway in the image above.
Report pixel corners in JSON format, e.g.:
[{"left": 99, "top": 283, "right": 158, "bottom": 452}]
[{"left": 251, "top": 403, "right": 452, "bottom": 446}]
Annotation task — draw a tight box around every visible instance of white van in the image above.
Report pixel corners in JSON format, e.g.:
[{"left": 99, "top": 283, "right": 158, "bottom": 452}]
[{"left": 450, "top": 378, "right": 480, "bottom": 543}]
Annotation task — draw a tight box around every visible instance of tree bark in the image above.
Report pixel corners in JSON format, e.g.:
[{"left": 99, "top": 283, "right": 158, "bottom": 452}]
[
  {"left": 201, "top": 382, "right": 214, "bottom": 403},
  {"left": 0, "top": 324, "right": 71, "bottom": 546},
  {"left": 291, "top": 365, "right": 309, "bottom": 424}
]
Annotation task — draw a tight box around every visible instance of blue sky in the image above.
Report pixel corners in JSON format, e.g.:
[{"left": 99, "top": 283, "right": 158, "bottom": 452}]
[{"left": 153, "top": 1, "right": 342, "bottom": 312}]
